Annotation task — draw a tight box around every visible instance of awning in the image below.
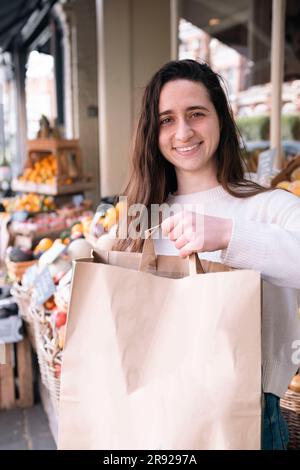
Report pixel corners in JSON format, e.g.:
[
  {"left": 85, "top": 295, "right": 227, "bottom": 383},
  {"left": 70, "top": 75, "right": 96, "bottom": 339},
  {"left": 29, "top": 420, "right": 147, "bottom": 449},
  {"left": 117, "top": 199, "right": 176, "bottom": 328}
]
[{"left": 0, "top": 0, "right": 58, "bottom": 52}]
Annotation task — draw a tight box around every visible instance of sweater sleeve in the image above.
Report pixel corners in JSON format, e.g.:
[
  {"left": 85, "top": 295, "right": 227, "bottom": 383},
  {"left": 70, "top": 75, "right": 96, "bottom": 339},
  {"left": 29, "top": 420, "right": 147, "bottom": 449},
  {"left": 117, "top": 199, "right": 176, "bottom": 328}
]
[{"left": 220, "top": 192, "right": 300, "bottom": 289}]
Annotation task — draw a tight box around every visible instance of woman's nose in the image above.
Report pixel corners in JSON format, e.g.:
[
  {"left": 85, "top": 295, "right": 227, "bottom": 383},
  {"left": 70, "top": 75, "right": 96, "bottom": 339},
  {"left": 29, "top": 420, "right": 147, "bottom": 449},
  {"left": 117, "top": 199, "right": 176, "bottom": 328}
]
[{"left": 175, "top": 119, "right": 194, "bottom": 141}]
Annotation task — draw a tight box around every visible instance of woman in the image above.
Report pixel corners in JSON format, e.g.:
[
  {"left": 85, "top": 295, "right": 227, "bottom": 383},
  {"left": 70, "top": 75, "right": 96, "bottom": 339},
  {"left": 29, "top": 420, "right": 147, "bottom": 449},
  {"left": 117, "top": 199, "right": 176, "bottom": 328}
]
[{"left": 114, "top": 59, "right": 300, "bottom": 449}]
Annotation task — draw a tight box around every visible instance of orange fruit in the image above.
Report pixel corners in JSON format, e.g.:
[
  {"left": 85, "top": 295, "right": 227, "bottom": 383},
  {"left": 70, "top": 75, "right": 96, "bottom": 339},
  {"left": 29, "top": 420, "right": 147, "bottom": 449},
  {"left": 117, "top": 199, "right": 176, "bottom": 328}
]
[{"left": 276, "top": 181, "right": 290, "bottom": 190}]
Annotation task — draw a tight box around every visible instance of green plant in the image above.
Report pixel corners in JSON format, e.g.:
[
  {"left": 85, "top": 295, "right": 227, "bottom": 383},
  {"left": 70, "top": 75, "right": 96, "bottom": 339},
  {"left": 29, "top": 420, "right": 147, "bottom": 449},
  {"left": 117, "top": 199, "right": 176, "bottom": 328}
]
[
  {"left": 236, "top": 114, "right": 300, "bottom": 141},
  {"left": 236, "top": 115, "right": 270, "bottom": 140},
  {"left": 281, "top": 114, "right": 300, "bottom": 140}
]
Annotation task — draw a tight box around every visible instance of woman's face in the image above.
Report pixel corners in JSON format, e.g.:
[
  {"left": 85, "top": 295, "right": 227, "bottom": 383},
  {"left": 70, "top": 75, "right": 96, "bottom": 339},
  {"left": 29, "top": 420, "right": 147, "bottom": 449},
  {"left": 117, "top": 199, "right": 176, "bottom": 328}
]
[{"left": 158, "top": 79, "right": 220, "bottom": 182}]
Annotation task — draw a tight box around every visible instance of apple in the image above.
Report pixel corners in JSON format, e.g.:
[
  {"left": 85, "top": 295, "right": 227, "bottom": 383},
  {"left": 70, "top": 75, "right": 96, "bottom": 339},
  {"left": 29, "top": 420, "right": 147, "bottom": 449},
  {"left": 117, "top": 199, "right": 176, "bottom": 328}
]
[
  {"left": 55, "top": 311, "right": 67, "bottom": 328},
  {"left": 54, "top": 363, "right": 61, "bottom": 379}
]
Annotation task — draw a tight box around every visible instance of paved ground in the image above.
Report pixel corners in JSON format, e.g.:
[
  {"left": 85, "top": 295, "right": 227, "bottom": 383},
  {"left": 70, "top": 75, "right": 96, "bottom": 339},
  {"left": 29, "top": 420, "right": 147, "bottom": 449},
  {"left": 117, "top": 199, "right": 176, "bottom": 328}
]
[{"left": 0, "top": 403, "right": 56, "bottom": 450}]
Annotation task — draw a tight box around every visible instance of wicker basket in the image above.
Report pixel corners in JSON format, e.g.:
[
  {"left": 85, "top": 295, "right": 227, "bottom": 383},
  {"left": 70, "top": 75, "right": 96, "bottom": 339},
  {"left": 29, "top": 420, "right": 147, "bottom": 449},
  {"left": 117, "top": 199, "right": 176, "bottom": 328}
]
[
  {"left": 6, "top": 259, "right": 37, "bottom": 282},
  {"left": 11, "top": 283, "right": 36, "bottom": 350},
  {"left": 28, "top": 303, "right": 61, "bottom": 415},
  {"left": 280, "top": 388, "right": 300, "bottom": 449},
  {"left": 11, "top": 282, "right": 62, "bottom": 420}
]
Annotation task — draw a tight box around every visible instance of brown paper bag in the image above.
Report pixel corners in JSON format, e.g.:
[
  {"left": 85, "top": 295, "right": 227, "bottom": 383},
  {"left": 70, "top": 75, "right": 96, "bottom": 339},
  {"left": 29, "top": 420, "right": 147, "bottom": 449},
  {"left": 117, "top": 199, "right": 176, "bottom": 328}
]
[{"left": 58, "top": 234, "right": 261, "bottom": 450}]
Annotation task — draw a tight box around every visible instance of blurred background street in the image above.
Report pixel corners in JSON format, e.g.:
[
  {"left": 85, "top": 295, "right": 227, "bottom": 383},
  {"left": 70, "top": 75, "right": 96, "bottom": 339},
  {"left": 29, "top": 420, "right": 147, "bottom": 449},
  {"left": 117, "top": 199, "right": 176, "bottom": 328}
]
[{"left": 0, "top": 403, "right": 56, "bottom": 450}]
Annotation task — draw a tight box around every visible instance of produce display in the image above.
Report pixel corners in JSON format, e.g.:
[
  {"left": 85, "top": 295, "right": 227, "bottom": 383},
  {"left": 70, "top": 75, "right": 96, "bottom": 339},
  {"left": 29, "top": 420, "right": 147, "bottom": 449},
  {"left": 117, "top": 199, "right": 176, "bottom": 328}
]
[
  {"left": 13, "top": 232, "right": 97, "bottom": 379},
  {"left": 11, "top": 138, "right": 93, "bottom": 196},
  {"left": 33, "top": 238, "right": 54, "bottom": 257},
  {"left": 1, "top": 135, "right": 122, "bottom": 422},
  {"left": 18, "top": 154, "right": 58, "bottom": 185},
  {"left": 6, "top": 198, "right": 93, "bottom": 240},
  {"left": 272, "top": 154, "right": 300, "bottom": 195},
  {"left": 276, "top": 180, "right": 300, "bottom": 196},
  {"left": 11, "top": 212, "right": 66, "bottom": 238},
  {"left": 7, "top": 199, "right": 121, "bottom": 347},
  {"left": 2, "top": 193, "right": 56, "bottom": 213},
  {"left": 275, "top": 166, "right": 300, "bottom": 196}
]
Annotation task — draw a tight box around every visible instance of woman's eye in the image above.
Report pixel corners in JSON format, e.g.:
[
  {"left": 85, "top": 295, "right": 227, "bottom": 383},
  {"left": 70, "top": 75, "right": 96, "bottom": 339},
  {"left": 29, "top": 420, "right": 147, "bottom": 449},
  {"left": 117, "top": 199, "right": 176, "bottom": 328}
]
[
  {"left": 160, "top": 117, "right": 172, "bottom": 126},
  {"left": 191, "top": 112, "right": 204, "bottom": 119}
]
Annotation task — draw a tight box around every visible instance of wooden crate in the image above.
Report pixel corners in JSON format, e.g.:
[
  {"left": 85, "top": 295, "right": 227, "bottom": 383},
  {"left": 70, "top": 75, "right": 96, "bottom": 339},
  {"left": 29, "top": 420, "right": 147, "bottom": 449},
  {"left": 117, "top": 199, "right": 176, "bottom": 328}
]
[
  {"left": 0, "top": 344, "right": 5, "bottom": 364},
  {"left": 27, "top": 138, "right": 83, "bottom": 179},
  {"left": 11, "top": 138, "right": 94, "bottom": 195},
  {"left": 6, "top": 259, "right": 37, "bottom": 283},
  {"left": 11, "top": 176, "right": 94, "bottom": 196},
  {"left": 0, "top": 336, "right": 34, "bottom": 409}
]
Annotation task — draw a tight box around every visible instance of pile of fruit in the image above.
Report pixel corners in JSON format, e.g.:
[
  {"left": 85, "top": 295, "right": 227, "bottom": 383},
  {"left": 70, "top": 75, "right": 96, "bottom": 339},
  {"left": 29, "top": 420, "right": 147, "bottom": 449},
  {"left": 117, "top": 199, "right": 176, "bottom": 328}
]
[
  {"left": 10, "top": 212, "right": 66, "bottom": 238},
  {"left": 56, "top": 200, "right": 92, "bottom": 219},
  {"left": 56, "top": 215, "right": 93, "bottom": 245},
  {"left": 2, "top": 193, "right": 56, "bottom": 213},
  {"left": 27, "top": 237, "right": 94, "bottom": 377},
  {"left": 10, "top": 201, "right": 123, "bottom": 386},
  {"left": 276, "top": 180, "right": 300, "bottom": 196},
  {"left": 91, "top": 202, "right": 122, "bottom": 238},
  {"left": 274, "top": 162, "right": 300, "bottom": 197},
  {"left": 8, "top": 199, "right": 123, "bottom": 393},
  {"left": 41, "top": 291, "right": 69, "bottom": 379},
  {"left": 18, "top": 154, "right": 58, "bottom": 185},
  {"left": 276, "top": 167, "right": 300, "bottom": 196}
]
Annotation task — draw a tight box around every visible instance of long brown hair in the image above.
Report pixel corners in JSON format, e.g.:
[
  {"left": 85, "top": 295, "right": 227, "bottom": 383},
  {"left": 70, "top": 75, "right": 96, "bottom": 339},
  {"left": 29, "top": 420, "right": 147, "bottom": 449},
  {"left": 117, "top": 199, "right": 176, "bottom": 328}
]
[{"left": 114, "top": 59, "right": 270, "bottom": 252}]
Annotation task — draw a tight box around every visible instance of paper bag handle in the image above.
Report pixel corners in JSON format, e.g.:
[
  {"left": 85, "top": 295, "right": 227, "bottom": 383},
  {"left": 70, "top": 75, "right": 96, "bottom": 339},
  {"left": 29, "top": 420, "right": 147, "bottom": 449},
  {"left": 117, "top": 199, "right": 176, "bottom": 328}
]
[{"left": 139, "top": 225, "right": 204, "bottom": 275}]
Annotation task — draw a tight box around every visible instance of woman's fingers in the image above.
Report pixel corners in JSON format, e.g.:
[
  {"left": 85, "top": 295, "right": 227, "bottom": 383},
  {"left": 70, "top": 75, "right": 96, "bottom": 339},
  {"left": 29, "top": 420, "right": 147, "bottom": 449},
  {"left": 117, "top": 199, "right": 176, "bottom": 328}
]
[
  {"left": 162, "top": 211, "right": 203, "bottom": 252},
  {"left": 174, "top": 234, "right": 188, "bottom": 250},
  {"left": 161, "top": 211, "right": 183, "bottom": 236},
  {"left": 162, "top": 212, "right": 232, "bottom": 254},
  {"left": 179, "top": 241, "right": 196, "bottom": 258},
  {"left": 169, "top": 220, "right": 184, "bottom": 241}
]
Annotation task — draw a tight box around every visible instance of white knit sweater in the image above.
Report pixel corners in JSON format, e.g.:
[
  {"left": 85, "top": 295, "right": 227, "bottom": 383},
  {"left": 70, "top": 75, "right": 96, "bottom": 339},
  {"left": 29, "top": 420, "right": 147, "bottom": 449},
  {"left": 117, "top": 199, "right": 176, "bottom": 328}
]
[{"left": 154, "top": 185, "right": 300, "bottom": 397}]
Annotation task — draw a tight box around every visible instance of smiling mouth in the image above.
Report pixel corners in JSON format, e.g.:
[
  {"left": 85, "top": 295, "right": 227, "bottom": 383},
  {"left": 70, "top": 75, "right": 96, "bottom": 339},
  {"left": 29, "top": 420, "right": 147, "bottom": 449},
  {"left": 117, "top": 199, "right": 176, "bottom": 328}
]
[{"left": 173, "top": 142, "right": 203, "bottom": 154}]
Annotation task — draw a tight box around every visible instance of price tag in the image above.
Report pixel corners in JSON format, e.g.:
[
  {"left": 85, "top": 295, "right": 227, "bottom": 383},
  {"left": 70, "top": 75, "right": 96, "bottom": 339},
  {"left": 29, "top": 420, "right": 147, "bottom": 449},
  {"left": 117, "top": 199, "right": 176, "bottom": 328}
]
[
  {"left": 12, "top": 211, "right": 28, "bottom": 222},
  {"left": 39, "top": 242, "right": 67, "bottom": 266},
  {"left": 72, "top": 194, "right": 84, "bottom": 206},
  {"left": 257, "top": 148, "right": 277, "bottom": 184},
  {"left": 32, "top": 267, "right": 56, "bottom": 305},
  {"left": 22, "top": 264, "right": 39, "bottom": 288}
]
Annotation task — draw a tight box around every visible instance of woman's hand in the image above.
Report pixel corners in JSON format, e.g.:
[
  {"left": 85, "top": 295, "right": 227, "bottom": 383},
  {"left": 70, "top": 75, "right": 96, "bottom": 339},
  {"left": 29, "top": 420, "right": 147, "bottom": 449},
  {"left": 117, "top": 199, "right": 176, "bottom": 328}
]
[{"left": 161, "top": 211, "right": 233, "bottom": 258}]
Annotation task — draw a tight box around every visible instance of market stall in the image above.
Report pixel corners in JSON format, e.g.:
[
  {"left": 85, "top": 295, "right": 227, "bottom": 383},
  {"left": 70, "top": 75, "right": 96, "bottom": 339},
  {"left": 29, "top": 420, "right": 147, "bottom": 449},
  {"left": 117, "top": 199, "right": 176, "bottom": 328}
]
[
  {"left": 0, "top": 136, "right": 97, "bottom": 421},
  {"left": 1, "top": 165, "right": 120, "bottom": 441}
]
